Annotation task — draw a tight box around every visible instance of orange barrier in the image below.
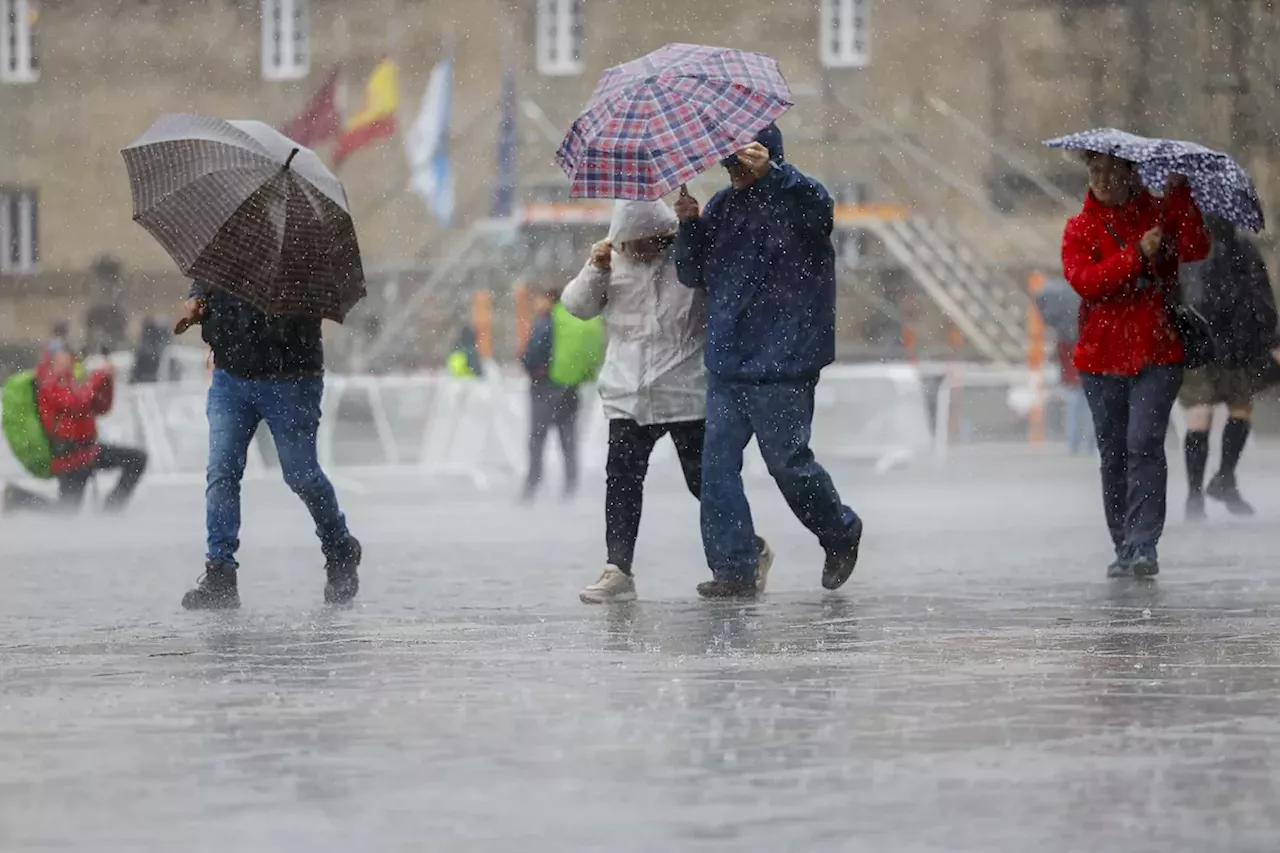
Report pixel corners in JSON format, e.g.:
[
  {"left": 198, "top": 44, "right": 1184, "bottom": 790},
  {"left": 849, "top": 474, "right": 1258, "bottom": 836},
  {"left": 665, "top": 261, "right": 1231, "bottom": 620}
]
[
  {"left": 513, "top": 283, "right": 531, "bottom": 355},
  {"left": 471, "top": 290, "right": 494, "bottom": 360},
  {"left": 1026, "top": 272, "right": 1047, "bottom": 444}
]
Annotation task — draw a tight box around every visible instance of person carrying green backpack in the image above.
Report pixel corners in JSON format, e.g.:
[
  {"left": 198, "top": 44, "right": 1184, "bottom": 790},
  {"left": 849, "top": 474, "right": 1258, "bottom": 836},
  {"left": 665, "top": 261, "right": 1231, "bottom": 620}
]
[
  {"left": 2, "top": 342, "right": 147, "bottom": 514},
  {"left": 518, "top": 286, "right": 604, "bottom": 503}
]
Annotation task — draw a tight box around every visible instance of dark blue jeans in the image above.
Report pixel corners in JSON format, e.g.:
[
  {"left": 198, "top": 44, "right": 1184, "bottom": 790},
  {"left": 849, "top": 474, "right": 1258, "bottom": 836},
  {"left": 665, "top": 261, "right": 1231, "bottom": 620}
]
[
  {"left": 701, "top": 375, "right": 861, "bottom": 580},
  {"left": 206, "top": 369, "right": 350, "bottom": 567},
  {"left": 1081, "top": 364, "right": 1183, "bottom": 559}
]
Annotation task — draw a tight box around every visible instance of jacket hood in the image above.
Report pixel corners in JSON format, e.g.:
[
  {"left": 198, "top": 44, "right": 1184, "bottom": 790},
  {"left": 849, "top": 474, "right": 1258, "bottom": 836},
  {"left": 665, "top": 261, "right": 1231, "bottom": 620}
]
[
  {"left": 720, "top": 123, "right": 785, "bottom": 169},
  {"left": 609, "top": 199, "right": 679, "bottom": 244},
  {"left": 755, "top": 123, "right": 784, "bottom": 164}
]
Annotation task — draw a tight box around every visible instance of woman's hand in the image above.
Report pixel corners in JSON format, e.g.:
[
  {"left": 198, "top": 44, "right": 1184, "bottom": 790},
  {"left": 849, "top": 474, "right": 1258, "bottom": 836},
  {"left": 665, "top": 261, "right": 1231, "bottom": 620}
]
[
  {"left": 1139, "top": 226, "right": 1164, "bottom": 258},
  {"left": 590, "top": 239, "right": 613, "bottom": 270}
]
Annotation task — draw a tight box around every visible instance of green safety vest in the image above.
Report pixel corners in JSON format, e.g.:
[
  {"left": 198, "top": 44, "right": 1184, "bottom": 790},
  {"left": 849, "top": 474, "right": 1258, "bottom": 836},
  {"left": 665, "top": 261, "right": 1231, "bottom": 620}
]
[
  {"left": 446, "top": 350, "right": 476, "bottom": 378},
  {"left": 548, "top": 303, "right": 605, "bottom": 387}
]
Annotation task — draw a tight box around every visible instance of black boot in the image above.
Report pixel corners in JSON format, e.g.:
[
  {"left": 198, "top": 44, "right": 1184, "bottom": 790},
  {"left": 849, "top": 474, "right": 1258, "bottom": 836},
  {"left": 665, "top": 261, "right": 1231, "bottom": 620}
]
[
  {"left": 1186, "top": 491, "right": 1207, "bottom": 521},
  {"left": 181, "top": 561, "right": 240, "bottom": 610},
  {"left": 324, "top": 536, "right": 362, "bottom": 605},
  {"left": 696, "top": 575, "right": 758, "bottom": 600},
  {"left": 822, "top": 518, "right": 864, "bottom": 590},
  {"left": 1206, "top": 474, "right": 1255, "bottom": 517}
]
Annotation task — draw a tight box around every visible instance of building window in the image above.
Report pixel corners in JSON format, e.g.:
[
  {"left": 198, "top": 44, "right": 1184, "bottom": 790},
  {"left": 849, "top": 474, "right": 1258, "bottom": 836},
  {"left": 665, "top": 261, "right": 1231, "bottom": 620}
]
[
  {"left": 536, "top": 0, "right": 584, "bottom": 77},
  {"left": 0, "top": 188, "right": 38, "bottom": 275},
  {"left": 820, "top": 0, "right": 870, "bottom": 70},
  {"left": 261, "top": 0, "right": 309, "bottom": 81},
  {"left": 0, "top": 0, "right": 39, "bottom": 84}
]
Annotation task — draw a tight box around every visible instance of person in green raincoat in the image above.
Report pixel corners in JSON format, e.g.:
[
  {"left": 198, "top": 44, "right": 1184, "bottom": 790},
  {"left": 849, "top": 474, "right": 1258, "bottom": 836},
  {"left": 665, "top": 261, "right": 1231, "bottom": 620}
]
[{"left": 519, "top": 287, "right": 604, "bottom": 502}]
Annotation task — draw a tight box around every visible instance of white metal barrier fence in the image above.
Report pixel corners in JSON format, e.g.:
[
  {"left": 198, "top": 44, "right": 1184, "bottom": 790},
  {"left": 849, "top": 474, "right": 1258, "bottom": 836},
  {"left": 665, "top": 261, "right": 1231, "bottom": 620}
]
[{"left": 1, "top": 363, "right": 941, "bottom": 488}]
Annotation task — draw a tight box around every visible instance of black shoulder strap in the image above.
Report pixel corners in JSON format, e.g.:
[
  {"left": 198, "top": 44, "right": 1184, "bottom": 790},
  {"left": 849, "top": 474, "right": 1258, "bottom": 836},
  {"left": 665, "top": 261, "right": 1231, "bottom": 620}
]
[{"left": 1101, "top": 220, "right": 1126, "bottom": 249}]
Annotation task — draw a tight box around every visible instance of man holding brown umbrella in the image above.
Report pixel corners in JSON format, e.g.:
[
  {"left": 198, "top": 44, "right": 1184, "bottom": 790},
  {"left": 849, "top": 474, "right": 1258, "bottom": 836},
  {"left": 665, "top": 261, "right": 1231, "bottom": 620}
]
[
  {"left": 174, "top": 286, "right": 361, "bottom": 610},
  {"left": 122, "top": 114, "right": 367, "bottom": 609}
]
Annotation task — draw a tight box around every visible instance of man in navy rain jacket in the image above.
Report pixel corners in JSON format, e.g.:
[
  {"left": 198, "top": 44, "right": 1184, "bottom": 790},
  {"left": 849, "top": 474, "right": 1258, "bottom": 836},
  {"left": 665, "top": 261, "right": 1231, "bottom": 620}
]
[{"left": 674, "top": 123, "right": 863, "bottom": 599}]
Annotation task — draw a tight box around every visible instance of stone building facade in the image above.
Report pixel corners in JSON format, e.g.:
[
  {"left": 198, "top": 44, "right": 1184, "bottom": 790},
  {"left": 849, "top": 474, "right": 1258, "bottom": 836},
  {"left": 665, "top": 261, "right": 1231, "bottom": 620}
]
[{"left": 1, "top": 0, "right": 1278, "bottom": 358}]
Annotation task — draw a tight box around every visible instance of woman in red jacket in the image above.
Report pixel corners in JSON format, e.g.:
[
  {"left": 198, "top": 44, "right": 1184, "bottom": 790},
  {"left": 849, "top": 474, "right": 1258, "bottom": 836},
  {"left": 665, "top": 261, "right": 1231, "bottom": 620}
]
[{"left": 1062, "top": 153, "right": 1210, "bottom": 579}]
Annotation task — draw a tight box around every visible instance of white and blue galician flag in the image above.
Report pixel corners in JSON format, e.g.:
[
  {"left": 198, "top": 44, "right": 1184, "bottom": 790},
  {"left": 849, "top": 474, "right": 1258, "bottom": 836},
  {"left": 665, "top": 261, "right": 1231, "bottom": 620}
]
[{"left": 405, "top": 57, "right": 454, "bottom": 225}]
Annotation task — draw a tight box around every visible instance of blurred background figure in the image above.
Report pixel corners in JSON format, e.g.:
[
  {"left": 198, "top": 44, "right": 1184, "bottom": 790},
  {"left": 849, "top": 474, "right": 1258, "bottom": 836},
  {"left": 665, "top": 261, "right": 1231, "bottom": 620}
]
[
  {"left": 1179, "top": 216, "right": 1279, "bottom": 520},
  {"left": 46, "top": 320, "right": 71, "bottom": 358},
  {"left": 128, "top": 316, "right": 172, "bottom": 384},
  {"left": 446, "top": 323, "right": 484, "bottom": 379},
  {"left": 1056, "top": 333, "right": 1095, "bottom": 456},
  {"left": 1036, "top": 274, "right": 1094, "bottom": 456},
  {"left": 3, "top": 341, "right": 147, "bottom": 515},
  {"left": 519, "top": 286, "right": 604, "bottom": 504}
]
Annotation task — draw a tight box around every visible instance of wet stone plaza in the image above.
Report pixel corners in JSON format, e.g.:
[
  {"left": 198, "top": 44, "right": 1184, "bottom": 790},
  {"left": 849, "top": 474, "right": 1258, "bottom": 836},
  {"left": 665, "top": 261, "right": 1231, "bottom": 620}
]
[{"left": 3, "top": 446, "right": 1280, "bottom": 852}]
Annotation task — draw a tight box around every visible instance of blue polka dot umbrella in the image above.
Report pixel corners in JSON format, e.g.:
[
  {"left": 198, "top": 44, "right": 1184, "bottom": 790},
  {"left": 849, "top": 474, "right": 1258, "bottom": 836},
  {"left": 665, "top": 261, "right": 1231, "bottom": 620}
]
[{"left": 1044, "top": 128, "right": 1265, "bottom": 232}]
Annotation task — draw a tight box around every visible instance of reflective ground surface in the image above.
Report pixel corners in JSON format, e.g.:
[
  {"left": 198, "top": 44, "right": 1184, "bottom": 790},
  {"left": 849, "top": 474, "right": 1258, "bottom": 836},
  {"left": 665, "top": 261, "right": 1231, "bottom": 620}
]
[{"left": 3, "top": 446, "right": 1280, "bottom": 851}]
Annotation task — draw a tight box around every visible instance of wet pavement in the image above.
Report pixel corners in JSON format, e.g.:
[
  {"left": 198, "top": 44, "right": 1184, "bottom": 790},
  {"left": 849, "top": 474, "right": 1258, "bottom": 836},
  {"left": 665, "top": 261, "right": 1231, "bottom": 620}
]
[{"left": 3, "top": 445, "right": 1280, "bottom": 851}]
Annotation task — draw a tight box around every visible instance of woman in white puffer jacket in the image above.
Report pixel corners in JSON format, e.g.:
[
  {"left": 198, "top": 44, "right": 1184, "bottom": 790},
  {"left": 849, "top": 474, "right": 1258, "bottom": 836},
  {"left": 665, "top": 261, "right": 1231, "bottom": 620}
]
[{"left": 561, "top": 199, "right": 709, "bottom": 603}]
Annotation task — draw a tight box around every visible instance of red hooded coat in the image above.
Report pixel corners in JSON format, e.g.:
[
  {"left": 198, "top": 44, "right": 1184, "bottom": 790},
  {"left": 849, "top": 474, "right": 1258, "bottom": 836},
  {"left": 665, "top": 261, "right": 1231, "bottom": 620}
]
[
  {"left": 34, "top": 355, "right": 114, "bottom": 475},
  {"left": 1061, "top": 184, "right": 1210, "bottom": 376}
]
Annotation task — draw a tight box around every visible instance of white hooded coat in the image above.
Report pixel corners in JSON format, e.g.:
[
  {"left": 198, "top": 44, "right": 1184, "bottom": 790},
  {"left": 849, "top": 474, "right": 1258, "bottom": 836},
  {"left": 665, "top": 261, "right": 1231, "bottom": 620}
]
[{"left": 561, "top": 200, "right": 707, "bottom": 425}]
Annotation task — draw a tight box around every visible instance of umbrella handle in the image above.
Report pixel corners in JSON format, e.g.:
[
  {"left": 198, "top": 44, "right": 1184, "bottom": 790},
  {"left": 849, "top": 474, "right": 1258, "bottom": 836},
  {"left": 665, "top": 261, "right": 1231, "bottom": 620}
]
[{"left": 679, "top": 184, "right": 688, "bottom": 197}]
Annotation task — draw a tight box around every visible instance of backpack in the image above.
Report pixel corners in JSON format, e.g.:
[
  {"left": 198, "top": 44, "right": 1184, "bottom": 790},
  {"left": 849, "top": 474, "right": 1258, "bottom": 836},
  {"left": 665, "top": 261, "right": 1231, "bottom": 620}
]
[{"left": 1, "top": 370, "right": 54, "bottom": 479}]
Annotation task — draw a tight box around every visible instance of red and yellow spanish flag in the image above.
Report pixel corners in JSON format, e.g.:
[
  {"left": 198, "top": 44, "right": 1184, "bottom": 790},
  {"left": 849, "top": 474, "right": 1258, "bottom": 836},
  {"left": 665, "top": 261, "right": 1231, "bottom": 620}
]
[{"left": 332, "top": 58, "right": 399, "bottom": 167}]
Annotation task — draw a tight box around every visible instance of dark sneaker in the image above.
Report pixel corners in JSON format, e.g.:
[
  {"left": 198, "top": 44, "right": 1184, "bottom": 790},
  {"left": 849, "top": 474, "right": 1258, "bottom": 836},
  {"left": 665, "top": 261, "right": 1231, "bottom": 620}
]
[
  {"left": 822, "top": 518, "right": 864, "bottom": 591},
  {"left": 181, "top": 561, "right": 241, "bottom": 610},
  {"left": 696, "top": 575, "right": 758, "bottom": 600},
  {"left": 1129, "top": 549, "right": 1159, "bottom": 579},
  {"left": 1106, "top": 556, "right": 1132, "bottom": 579},
  {"left": 1206, "top": 476, "right": 1255, "bottom": 517},
  {"left": 323, "top": 536, "right": 361, "bottom": 605},
  {"left": 1185, "top": 492, "right": 1207, "bottom": 522}
]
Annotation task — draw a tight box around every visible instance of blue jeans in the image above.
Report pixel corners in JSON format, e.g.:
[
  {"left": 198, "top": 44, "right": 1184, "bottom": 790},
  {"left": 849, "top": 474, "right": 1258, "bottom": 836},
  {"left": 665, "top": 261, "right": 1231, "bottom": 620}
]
[
  {"left": 1081, "top": 365, "right": 1183, "bottom": 559},
  {"left": 701, "top": 375, "right": 861, "bottom": 580},
  {"left": 206, "top": 369, "right": 350, "bottom": 566}
]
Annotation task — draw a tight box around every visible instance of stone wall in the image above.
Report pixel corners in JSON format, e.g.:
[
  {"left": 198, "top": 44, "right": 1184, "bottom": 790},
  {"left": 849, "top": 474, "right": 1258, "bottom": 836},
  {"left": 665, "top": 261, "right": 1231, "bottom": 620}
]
[{"left": 3, "top": 0, "right": 1279, "bottom": 351}]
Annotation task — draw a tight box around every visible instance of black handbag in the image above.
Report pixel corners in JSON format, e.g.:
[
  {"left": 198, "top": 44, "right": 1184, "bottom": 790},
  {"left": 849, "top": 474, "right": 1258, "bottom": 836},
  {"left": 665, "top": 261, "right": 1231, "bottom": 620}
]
[{"left": 1101, "top": 221, "right": 1219, "bottom": 370}]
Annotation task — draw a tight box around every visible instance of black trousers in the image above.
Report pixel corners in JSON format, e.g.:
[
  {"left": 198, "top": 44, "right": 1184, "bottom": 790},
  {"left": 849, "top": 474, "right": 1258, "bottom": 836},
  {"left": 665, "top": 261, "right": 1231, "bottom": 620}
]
[
  {"left": 525, "top": 383, "right": 580, "bottom": 497},
  {"left": 606, "top": 418, "right": 705, "bottom": 574},
  {"left": 5, "top": 444, "right": 148, "bottom": 513}
]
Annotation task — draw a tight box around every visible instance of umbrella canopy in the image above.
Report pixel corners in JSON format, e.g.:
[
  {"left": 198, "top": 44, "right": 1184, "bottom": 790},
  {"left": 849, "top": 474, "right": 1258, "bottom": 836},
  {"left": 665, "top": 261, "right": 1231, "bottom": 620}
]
[
  {"left": 556, "top": 43, "right": 793, "bottom": 201},
  {"left": 1044, "top": 128, "right": 1265, "bottom": 232},
  {"left": 122, "top": 113, "right": 366, "bottom": 322}
]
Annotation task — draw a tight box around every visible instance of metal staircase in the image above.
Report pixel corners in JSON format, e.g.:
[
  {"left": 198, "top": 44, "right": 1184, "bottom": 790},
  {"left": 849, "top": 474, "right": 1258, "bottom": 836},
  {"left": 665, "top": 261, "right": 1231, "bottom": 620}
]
[{"left": 841, "top": 211, "right": 1031, "bottom": 364}]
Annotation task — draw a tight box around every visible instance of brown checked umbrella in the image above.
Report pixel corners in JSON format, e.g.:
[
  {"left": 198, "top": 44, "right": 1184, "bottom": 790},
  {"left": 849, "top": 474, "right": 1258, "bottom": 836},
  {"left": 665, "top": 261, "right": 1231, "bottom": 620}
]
[{"left": 122, "top": 113, "right": 366, "bottom": 322}]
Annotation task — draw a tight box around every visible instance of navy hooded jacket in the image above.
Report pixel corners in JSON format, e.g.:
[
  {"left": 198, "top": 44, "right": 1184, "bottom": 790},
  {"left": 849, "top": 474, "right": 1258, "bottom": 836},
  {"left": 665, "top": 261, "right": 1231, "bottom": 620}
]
[{"left": 674, "top": 124, "right": 837, "bottom": 383}]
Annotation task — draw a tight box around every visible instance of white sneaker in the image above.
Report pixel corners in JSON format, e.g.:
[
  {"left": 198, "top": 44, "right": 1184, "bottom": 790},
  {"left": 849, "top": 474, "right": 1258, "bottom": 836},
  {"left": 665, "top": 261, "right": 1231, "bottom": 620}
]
[
  {"left": 755, "top": 537, "right": 775, "bottom": 593},
  {"left": 579, "top": 565, "right": 637, "bottom": 604}
]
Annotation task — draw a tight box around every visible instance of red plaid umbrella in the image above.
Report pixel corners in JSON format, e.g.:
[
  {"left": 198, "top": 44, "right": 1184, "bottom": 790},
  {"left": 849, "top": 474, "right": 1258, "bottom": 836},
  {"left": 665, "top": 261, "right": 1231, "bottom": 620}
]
[{"left": 556, "top": 44, "right": 793, "bottom": 201}]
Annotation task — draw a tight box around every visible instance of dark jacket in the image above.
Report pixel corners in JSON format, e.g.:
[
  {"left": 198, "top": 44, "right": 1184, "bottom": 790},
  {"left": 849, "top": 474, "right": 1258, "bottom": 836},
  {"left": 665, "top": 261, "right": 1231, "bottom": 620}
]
[
  {"left": 129, "top": 319, "right": 169, "bottom": 383},
  {"left": 521, "top": 312, "right": 553, "bottom": 382},
  {"left": 191, "top": 282, "right": 324, "bottom": 380},
  {"left": 675, "top": 124, "right": 837, "bottom": 383},
  {"left": 1184, "top": 219, "right": 1278, "bottom": 368}
]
